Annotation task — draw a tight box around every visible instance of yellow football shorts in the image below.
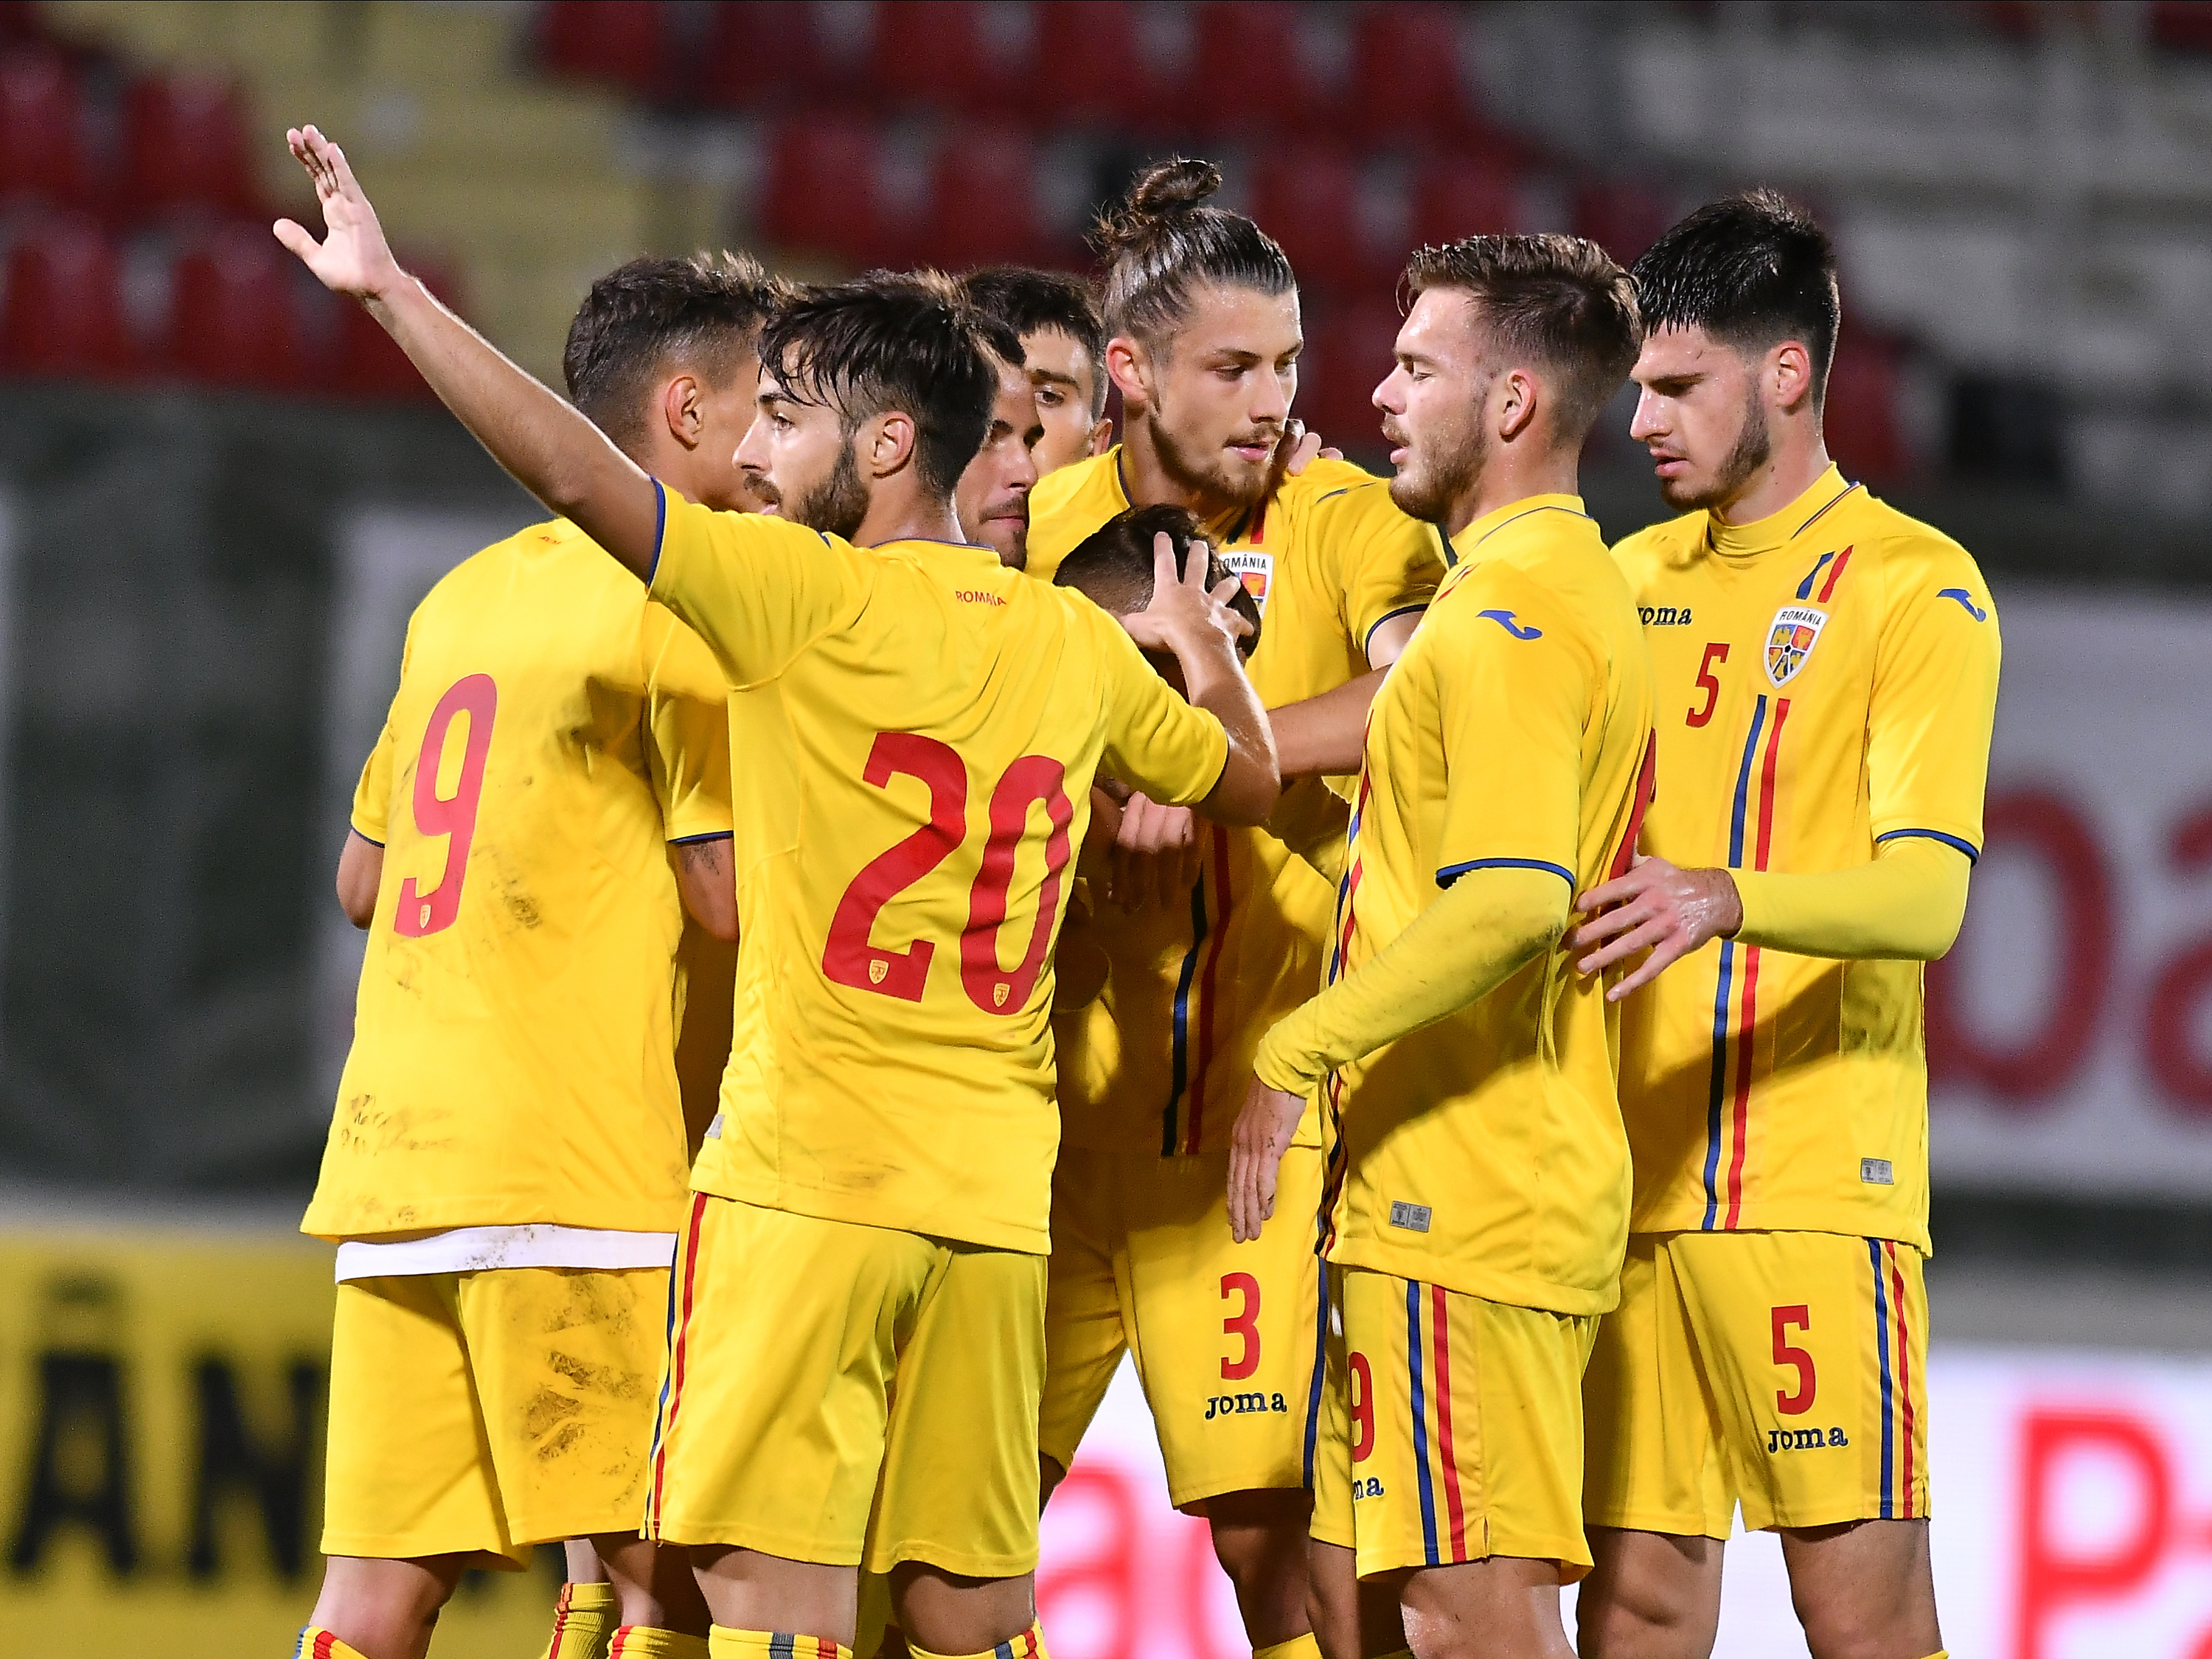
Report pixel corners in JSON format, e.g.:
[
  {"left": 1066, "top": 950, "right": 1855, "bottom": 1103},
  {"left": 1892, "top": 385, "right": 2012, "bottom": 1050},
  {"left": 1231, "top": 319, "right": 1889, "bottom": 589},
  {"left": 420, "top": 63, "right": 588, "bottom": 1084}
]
[
  {"left": 1310, "top": 1263, "right": 1598, "bottom": 1580},
  {"left": 644, "top": 1194, "right": 1046, "bottom": 1578},
  {"left": 1040, "top": 1144, "right": 1324, "bottom": 1510},
  {"left": 322, "top": 1266, "right": 670, "bottom": 1565},
  {"left": 1582, "top": 1230, "right": 1931, "bottom": 1537}
]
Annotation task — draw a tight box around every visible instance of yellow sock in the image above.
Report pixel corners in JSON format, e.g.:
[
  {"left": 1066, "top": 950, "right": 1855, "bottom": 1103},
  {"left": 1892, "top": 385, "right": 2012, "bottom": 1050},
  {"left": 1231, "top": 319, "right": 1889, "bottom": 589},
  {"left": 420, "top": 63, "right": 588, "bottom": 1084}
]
[
  {"left": 293, "top": 1632, "right": 372, "bottom": 1659},
  {"left": 709, "top": 1630, "right": 855, "bottom": 1659},
  {"left": 906, "top": 1620, "right": 1048, "bottom": 1659},
  {"left": 611, "top": 1630, "right": 712, "bottom": 1658},
  {"left": 1255, "top": 1638, "right": 1321, "bottom": 1659},
  {"left": 545, "top": 1581, "right": 620, "bottom": 1659}
]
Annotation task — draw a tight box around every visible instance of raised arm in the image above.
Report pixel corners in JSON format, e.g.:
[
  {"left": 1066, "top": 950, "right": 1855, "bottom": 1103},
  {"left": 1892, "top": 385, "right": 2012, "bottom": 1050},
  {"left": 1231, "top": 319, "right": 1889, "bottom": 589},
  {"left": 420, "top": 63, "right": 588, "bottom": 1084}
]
[{"left": 273, "top": 125, "right": 659, "bottom": 574}]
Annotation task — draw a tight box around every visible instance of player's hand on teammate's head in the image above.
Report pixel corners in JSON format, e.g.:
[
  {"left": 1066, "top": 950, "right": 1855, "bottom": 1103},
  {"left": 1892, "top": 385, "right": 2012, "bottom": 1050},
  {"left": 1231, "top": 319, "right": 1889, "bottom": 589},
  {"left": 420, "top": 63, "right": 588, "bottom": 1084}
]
[
  {"left": 1107, "top": 792, "right": 1201, "bottom": 914},
  {"left": 1572, "top": 855, "right": 1746, "bottom": 1002},
  {"left": 1227, "top": 1077, "right": 1305, "bottom": 1243},
  {"left": 273, "top": 125, "right": 403, "bottom": 303},
  {"left": 1120, "top": 532, "right": 1255, "bottom": 659}
]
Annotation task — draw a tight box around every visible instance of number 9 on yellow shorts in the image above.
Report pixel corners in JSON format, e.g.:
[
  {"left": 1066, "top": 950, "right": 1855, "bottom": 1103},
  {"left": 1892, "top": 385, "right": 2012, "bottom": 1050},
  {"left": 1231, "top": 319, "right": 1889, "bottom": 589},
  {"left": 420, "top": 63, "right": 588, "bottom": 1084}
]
[{"left": 1582, "top": 1230, "right": 1930, "bottom": 1537}]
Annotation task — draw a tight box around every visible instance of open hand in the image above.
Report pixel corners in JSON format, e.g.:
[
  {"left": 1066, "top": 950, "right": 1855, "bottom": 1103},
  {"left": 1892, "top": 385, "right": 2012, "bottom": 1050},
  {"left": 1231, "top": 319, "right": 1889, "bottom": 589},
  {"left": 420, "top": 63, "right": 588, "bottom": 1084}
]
[
  {"left": 1227, "top": 1077, "right": 1307, "bottom": 1243},
  {"left": 272, "top": 125, "right": 402, "bottom": 302},
  {"left": 1120, "top": 532, "right": 1253, "bottom": 658},
  {"left": 1572, "top": 855, "right": 1742, "bottom": 1001}
]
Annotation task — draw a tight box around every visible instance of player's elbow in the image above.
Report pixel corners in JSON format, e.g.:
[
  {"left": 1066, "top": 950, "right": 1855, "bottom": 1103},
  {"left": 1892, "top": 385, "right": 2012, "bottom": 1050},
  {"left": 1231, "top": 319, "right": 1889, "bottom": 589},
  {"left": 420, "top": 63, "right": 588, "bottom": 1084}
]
[
  {"left": 1203, "top": 745, "right": 1281, "bottom": 828},
  {"left": 692, "top": 895, "right": 739, "bottom": 944},
  {"left": 335, "top": 832, "right": 383, "bottom": 930}
]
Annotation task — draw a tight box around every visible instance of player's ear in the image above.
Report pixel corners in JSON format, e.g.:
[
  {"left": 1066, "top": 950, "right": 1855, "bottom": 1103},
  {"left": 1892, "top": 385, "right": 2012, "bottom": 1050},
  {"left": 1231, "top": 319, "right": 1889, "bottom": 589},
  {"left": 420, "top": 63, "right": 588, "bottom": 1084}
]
[
  {"left": 865, "top": 409, "right": 917, "bottom": 479},
  {"left": 1105, "top": 336, "right": 1152, "bottom": 411},
  {"left": 1496, "top": 366, "right": 1540, "bottom": 444},
  {"left": 661, "top": 374, "right": 703, "bottom": 449},
  {"left": 1770, "top": 339, "right": 1816, "bottom": 414},
  {"left": 1087, "top": 415, "right": 1115, "bottom": 456}
]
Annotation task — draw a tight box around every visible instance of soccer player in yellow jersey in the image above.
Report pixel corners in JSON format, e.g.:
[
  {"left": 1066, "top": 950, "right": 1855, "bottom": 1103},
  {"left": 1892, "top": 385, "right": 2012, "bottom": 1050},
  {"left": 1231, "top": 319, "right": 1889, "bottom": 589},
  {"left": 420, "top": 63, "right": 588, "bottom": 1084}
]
[
  {"left": 1229, "top": 234, "right": 1651, "bottom": 1659},
  {"left": 952, "top": 335, "right": 1045, "bottom": 569},
  {"left": 1018, "top": 159, "right": 1444, "bottom": 1659},
  {"left": 293, "top": 250, "right": 789, "bottom": 1659},
  {"left": 959, "top": 266, "right": 1114, "bottom": 476},
  {"left": 1568, "top": 195, "right": 1994, "bottom": 1659},
  {"left": 276, "top": 123, "right": 1279, "bottom": 1659}
]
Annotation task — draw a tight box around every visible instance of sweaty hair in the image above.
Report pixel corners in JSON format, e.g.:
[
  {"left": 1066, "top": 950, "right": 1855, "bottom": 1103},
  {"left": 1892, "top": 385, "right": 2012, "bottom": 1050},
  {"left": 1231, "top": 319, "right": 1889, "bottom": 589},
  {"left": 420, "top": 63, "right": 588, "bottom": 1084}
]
[
  {"left": 1630, "top": 189, "right": 1840, "bottom": 400},
  {"left": 1054, "top": 504, "right": 1261, "bottom": 659},
  {"left": 959, "top": 265, "right": 1109, "bottom": 420},
  {"left": 757, "top": 270, "right": 1026, "bottom": 498},
  {"left": 1404, "top": 233, "right": 1643, "bottom": 444},
  {"left": 562, "top": 251, "right": 793, "bottom": 454},
  {"left": 1092, "top": 159, "right": 1295, "bottom": 349}
]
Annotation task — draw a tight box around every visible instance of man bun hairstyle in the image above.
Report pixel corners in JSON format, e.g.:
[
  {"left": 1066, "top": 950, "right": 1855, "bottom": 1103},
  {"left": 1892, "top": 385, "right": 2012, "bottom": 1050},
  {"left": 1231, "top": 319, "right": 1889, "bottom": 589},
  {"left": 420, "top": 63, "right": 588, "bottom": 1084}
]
[
  {"left": 563, "top": 250, "right": 794, "bottom": 454},
  {"left": 757, "top": 270, "right": 1026, "bottom": 498},
  {"left": 1404, "top": 232, "right": 1643, "bottom": 445},
  {"left": 1630, "top": 189, "right": 1840, "bottom": 401},
  {"left": 1054, "top": 503, "right": 1262, "bottom": 659},
  {"left": 1093, "top": 159, "right": 1295, "bottom": 348},
  {"left": 959, "top": 265, "right": 1109, "bottom": 420}
]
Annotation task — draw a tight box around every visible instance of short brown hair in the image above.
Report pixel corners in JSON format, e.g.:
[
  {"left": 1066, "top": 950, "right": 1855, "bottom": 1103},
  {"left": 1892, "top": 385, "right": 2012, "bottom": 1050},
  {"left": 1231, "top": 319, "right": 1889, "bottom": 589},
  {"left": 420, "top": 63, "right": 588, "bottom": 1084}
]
[
  {"left": 562, "top": 251, "right": 795, "bottom": 454},
  {"left": 1403, "top": 234, "right": 1641, "bottom": 443},
  {"left": 1054, "top": 504, "right": 1261, "bottom": 660}
]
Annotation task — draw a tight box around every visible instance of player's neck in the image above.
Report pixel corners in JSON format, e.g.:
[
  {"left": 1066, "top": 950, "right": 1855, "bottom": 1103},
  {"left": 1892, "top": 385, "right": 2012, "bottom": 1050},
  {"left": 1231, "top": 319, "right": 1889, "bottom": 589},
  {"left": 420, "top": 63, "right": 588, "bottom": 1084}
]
[
  {"left": 1446, "top": 448, "right": 1582, "bottom": 539},
  {"left": 852, "top": 485, "right": 965, "bottom": 549},
  {"left": 1117, "top": 417, "right": 1254, "bottom": 538},
  {"left": 1709, "top": 422, "right": 1832, "bottom": 529}
]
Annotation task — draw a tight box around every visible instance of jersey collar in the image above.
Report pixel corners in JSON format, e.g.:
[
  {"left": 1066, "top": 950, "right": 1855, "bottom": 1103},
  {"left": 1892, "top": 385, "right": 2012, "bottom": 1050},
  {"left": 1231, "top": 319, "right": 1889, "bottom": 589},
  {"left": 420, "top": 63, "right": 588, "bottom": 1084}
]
[
  {"left": 1445, "top": 493, "right": 1590, "bottom": 568},
  {"left": 1705, "top": 465, "right": 1857, "bottom": 561}
]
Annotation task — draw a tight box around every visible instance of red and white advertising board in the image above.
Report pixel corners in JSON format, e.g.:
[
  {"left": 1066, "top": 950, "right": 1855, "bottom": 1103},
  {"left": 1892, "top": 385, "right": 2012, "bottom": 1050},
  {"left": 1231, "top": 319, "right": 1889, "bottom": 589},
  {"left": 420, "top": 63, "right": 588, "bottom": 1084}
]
[{"left": 1044, "top": 1346, "right": 2212, "bottom": 1658}]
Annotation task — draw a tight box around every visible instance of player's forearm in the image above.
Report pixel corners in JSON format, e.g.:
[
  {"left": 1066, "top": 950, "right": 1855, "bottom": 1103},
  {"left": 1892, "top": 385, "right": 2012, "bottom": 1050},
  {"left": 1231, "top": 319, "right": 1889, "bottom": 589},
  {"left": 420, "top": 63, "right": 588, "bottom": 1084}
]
[
  {"left": 1180, "top": 643, "right": 1279, "bottom": 827},
  {"left": 1267, "top": 669, "right": 1384, "bottom": 779},
  {"left": 1266, "top": 776, "right": 1351, "bottom": 886},
  {"left": 1731, "top": 835, "right": 1972, "bottom": 961},
  {"left": 1253, "top": 865, "right": 1568, "bottom": 1096},
  {"left": 368, "top": 274, "right": 661, "bottom": 576}
]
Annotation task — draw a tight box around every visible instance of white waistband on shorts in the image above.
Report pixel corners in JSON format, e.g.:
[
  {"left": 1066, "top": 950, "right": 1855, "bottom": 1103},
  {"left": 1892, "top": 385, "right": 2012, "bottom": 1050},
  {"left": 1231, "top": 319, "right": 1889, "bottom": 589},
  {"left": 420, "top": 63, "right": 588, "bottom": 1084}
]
[{"left": 333, "top": 1223, "right": 678, "bottom": 1282}]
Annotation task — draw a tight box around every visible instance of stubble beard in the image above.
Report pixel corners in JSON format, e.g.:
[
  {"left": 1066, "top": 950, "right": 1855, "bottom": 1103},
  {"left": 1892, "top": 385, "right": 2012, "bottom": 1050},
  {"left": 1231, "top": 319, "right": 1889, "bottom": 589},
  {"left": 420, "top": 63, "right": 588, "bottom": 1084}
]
[
  {"left": 1665, "top": 383, "right": 1772, "bottom": 514},
  {"left": 1147, "top": 403, "right": 1272, "bottom": 516},
  {"left": 1388, "top": 411, "right": 1487, "bottom": 527},
  {"left": 792, "top": 442, "right": 871, "bottom": 541}
]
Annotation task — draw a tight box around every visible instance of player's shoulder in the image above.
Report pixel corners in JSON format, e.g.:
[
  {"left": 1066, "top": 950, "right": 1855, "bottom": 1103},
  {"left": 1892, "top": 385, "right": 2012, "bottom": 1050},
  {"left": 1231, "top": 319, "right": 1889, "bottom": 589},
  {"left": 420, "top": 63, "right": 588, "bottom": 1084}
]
[
  {"left": 1609, "top": 507, "right": 1708, "bottom": 576},
  {"left": 1279, "top": 455, "right": 1386, "bottom": 511},
  {"left": 1030, "top": 450, "right": 1125, "bottom": 529},
  {"left": 1846, "top": 489, "right": 1991, "bottom": 603}
]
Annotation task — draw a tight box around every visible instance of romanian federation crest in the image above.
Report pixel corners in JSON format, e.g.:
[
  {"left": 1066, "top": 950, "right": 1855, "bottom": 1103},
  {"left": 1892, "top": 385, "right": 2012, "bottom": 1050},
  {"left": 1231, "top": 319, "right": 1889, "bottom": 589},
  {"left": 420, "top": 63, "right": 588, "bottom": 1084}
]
[
  {"left": 1765, "top": 604, "right": 1827, "bottom": 688},
  {"left": 1221, "top": 549, "right": 1274, "bottom": 614}
]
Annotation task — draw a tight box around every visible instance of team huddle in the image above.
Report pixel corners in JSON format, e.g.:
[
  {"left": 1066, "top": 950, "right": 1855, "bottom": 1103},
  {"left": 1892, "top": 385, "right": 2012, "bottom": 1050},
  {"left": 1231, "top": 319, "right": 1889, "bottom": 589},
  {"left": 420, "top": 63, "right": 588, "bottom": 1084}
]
[{"left": 273, "top": 107, "right": 1998, "bottom": 1659}]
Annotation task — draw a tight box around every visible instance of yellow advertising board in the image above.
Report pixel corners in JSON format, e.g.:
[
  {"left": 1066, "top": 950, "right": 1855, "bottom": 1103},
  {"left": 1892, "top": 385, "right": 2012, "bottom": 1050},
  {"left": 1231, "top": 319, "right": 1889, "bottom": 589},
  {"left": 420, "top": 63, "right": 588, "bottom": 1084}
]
[{"left": 0, "top": 1223, "right": 558, "bottom": 1655}]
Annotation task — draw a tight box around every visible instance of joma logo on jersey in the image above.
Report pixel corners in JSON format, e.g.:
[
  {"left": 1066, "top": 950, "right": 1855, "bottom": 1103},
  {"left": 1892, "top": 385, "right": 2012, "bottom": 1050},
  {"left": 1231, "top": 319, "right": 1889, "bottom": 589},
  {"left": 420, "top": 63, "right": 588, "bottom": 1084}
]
[
  {"left": 1638, "top": 604, "right": 1694, "bottom": 626},
  {"left": 1205, "top": 1391, "right": 1290, "bottom": 1420},
  {"left": 1767, "top": 1425, "right": 1849, "bottom": 1453},
  {"left": 1221, "top": 549, "right": 1274, "bottom": 613},
  {"left": 1352, "top": 1477, "right": 1385, "bottom": 1499},
  {"left": 1764, "top": 604, "right": 1828, "bottom": 687}
]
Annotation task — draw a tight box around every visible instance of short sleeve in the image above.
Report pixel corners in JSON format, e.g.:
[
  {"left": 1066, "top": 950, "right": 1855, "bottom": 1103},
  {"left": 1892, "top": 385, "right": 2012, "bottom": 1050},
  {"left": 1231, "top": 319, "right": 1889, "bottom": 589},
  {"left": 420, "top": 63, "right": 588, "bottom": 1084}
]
[
  {"left": 1092, "top": 611, "right": 1232, "bottom": 807},
  {"left": 647, "top": 483, "right": 872, "bottom": 686},
  {"left": 642, "top": 605, "right": 734, "bottom": 844},
  {"left": 350, "top": 717, "right": 397, "bottom": 846},
  {"left": 1318, "top": 481, "right": 1446, "bottom": 662},
  {"left": 1866, "top": 540, "right": 2002, "bottom": 860},
  {"left": 1433, "top": 573, "right": 1591, "bottom": 891}
]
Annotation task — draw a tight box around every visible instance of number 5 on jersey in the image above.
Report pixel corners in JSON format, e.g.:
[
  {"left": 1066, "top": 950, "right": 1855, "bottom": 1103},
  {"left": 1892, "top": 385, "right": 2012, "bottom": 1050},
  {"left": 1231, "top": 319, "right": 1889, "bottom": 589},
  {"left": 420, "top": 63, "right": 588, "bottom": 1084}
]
[
  {"left": 397, "top": 673, "right": 498, "bottom": 938},
  {"left": 822, "top": 731, "right": 1075, "bottom": 1013}
]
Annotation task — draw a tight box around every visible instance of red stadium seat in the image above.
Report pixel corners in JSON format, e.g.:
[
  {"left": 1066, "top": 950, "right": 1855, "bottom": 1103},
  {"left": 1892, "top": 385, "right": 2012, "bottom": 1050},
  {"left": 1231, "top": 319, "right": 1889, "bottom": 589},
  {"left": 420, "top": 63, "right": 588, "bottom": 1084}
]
[
  {"left": 0, "top": 215, "right": 133, "bottom": 377},
  {"left": 1410, "top": 152, "right": 1524, "bottom": 248},
  {"left": 698, "top": 1, "right": 826, "bottom": 110},
  {"left": 868, "top": 0, "right": 999, "bottom": 112},
  {"left": 333, "top": 255, "right": 459, "bottom": 399},
  {"left": 0, "top": 46, "right": 98, "bottom": 213},
  {"left": 923, "top": 125, "right": 1054, "bottom": 269},
  {"left": 756, "top": 111, "right": 892, "bottom": 265},
  {"left": 1573, "top": 178, "right": 1676, "bottom": 265},
  {"left": 1348, "top": 2, "right": 1475, "bottom": 142},
  {"left": 1188, "top": 1, "right": 1338, "bottom": 135},
  {"left": 538, "top": 0, "right": 670, "bottom": 97},
  {"left": 122, "top": 70, "right": 259, "bottom": 221},
  {"left": 1824, "top": 329, "right": 1912, "bottom": 485},
  {"left": 1298, "top": 295, "right": 1403, "bottom": 455},
  {"left": 1025, "top": 1, "right": 1162, "bottom": 129},
  {"left": 1249, "top": 139, "right": 1380, "bottom": 296},
  {"left": 166, "top": 223, "right": 310, "bottom": 389},
  {"left": 2152, "top": 0, "right": 2212, "bottom": 52}
]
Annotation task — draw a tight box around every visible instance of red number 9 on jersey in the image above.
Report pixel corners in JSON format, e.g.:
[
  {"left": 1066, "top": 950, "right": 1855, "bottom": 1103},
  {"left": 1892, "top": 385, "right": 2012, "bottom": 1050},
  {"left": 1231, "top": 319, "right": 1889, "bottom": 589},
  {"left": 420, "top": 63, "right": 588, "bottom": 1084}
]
[{"left": 396, "top": 673, "right": 498, "bottom": 938}]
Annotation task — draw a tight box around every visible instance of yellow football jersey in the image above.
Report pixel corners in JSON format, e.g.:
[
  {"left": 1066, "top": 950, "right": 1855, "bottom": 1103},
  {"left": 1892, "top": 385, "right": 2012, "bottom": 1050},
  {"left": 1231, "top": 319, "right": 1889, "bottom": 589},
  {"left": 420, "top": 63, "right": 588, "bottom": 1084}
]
[
  {"left": 1031, "top": 451, "right": 1445, "bottom": 1155},
  {"left": 1322, "top": 495, "right": 1655, "bottom": 1317},
  {"left": 1610, "top": 466, "right": 2000, "bottom": 1249},
  {"left": 303, "top": 518, "right": 733, "bottom": 1242},
  {"left": 647, "top": 487, "right": 1234, "bottom": 1255}
]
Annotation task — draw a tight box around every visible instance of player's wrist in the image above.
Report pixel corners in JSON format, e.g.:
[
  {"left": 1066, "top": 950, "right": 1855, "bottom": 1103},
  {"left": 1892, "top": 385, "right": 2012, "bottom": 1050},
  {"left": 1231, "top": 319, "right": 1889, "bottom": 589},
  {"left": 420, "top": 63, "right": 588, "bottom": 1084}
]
[{"left": 1705, "top": 867, "right": 1745, "bottom": 939}]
